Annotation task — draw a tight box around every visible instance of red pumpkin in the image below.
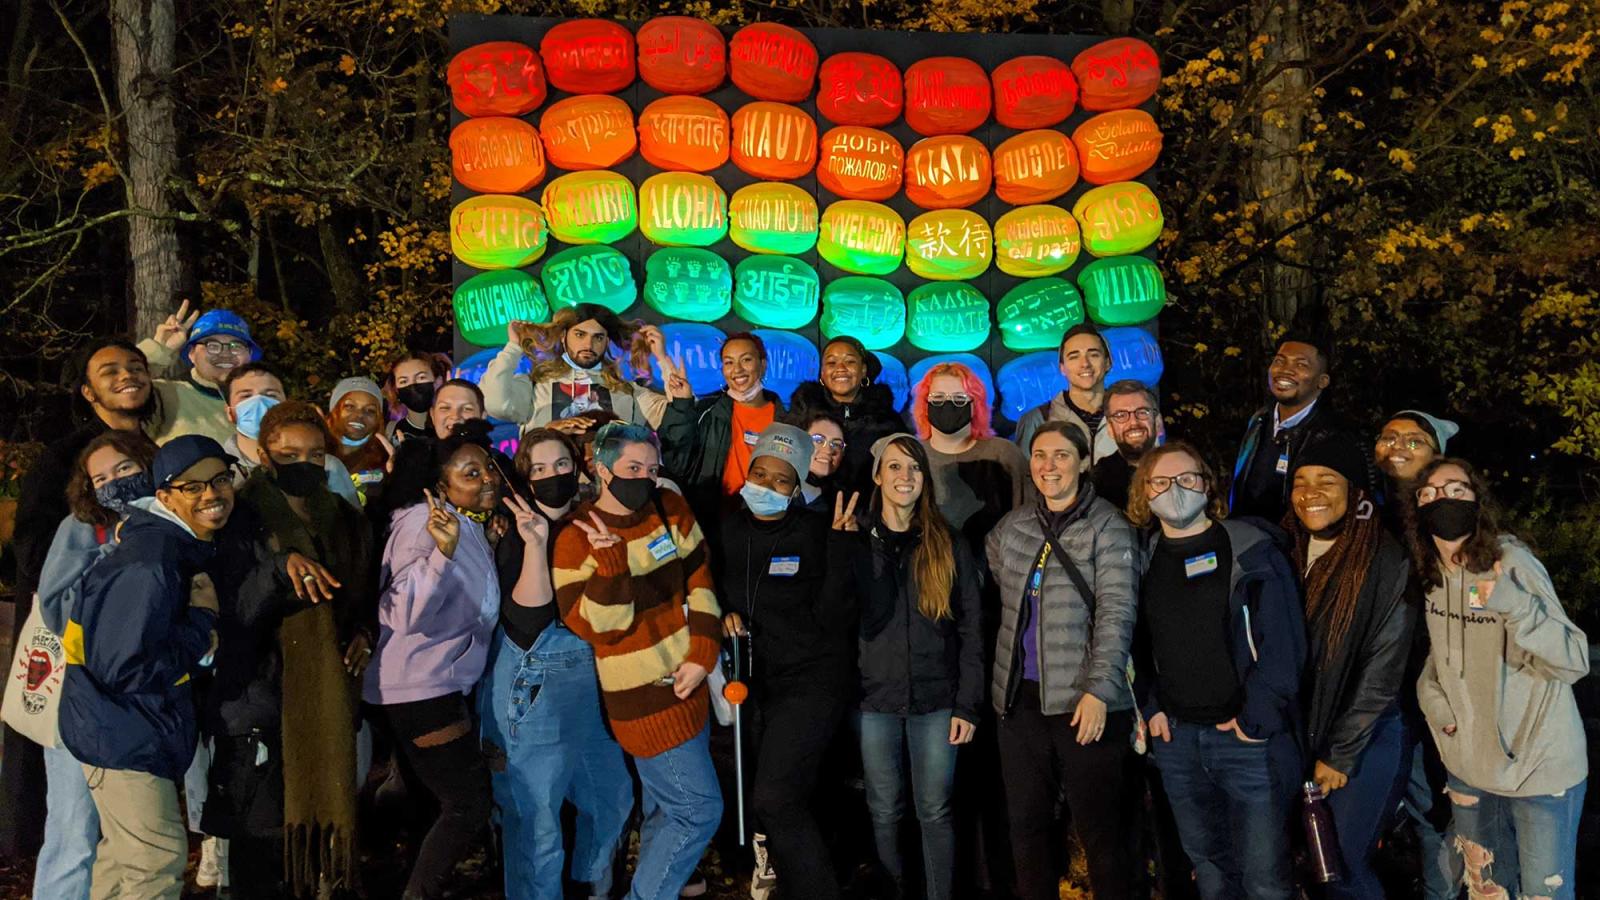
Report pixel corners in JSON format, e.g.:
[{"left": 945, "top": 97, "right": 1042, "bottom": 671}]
[
  {"left": 539, "top": 95, "right": 637, "bottom": 170},
  {"left": 903, "top": 57, "right": 991, "bottom": 136},
  {"left": 904, "top": 136, "right": 992, "bottom": 210},
  {"left": 636, "top": 16, "right": 726, "bottom": 95},
  {"left": 729, "top": 23, "right": 818, "bottom": 102},
  {"left": 540, "top": 19, "right": 636, "bottom": 94},
  {"left": 731, "top": 101, "right": 818, "bottom": 180},
  {"left": 818, "top": 126, "right": 903, "bottom": 200},
  {"left": 994, "top": 130, "right": 1080, "bottom": 204},
  {"left": 639, "top": 96, "right": 730, "bottom": 172},
  {"left": 447, "top": 41, "right": 546, "bottom": 118},
  {"left": 1072, "top": 37, "right": 1161, "bottom": 111},
  {"left": 818, "top": 53, "right": 903, "bottom": 126},
  {"left": 991, "top": 56, "right": 1078, "bottom": 129},
  {"left": 1073, "top": 109, "right": 1163, "bottom": 184},
  {"left": 450, "top": 117, "right": 547, "bottom": 194}
]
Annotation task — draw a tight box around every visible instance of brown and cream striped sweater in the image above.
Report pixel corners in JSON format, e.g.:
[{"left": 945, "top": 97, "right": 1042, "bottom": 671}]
[{"left": 553, "top": 490, "right": 722, "bottom": 757}]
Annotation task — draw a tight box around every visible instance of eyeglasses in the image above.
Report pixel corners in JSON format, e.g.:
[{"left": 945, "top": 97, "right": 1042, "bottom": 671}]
[
  {"left": 1108, "top": 407, "right": 1156, "bottom": 424},
  {"left": 927, "top": 393, "right": 971, "bottom": 406},
  {"left": 165, "top": 471, "right": 236, "bottom": 496},
  {"left": 1148, "top": 472, "right": 1207, "bottom": 494},
  {"left": 1415, "top": 480, "right": 1473, "bottom": 503},
  {"left": 202, "top": 339, "right": 250, "bottom": 357},
  {"left": 1378, "top": 433, "right": 1434, "bottom": 452},
  {"left": 810, "top": 434, "right": 846, "bottom": 451}
]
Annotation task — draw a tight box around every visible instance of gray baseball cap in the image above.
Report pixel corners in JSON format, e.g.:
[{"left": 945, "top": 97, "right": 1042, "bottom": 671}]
[{"left": 750, "top": 423, "right": 814, "bottom": 478}]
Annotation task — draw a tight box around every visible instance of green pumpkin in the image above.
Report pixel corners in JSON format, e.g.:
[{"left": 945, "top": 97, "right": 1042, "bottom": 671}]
[
  {"left": 820, "top": 277, "right": 905, "bottom": 350},
  {"left": 997, "top": 278, "right": 1085, "bottom": 351},
  {"left": 906, "top": 282, "right": 990, "bottom": 352},
  {"left": 733, "top": 256, "right": 819, "bottom": 329},
  {"left": 643, "top": 249, "right": 733, "bottom": 322},
  {"left": 540, "top": 245, "right": 636, "bottom": 314},
  {"left": 1079, "top": 256, "right": 1167, "bottom": 326},
  {"left": 454, "top": 269, "right": 550, "bottom": 347}
]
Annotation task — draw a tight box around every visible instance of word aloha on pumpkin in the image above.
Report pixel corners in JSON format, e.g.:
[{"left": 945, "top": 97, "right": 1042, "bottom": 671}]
[
  {"left": 1072, "top": 37, "right": 1161, "bottom": 111},
  {"left": 639, "top": 172, "right": 729, "bottom": 247},
  {"left": 448, "top": 42, "right": 547, "bottom": 118},
  {"left": 818, "top": 200, "right": 905, "bottom": 276},
  {"left": 450, "top": 195, "right": 548, "bottom": 270},
  {"left": 903, "top": 57, "right": 992, "bottom": 136},
  {"left": 818, "top": 52, "right": 903, "bottom": 127},
  {"left": 454, "top": 269, "right": 550, "bottom": 347},
  {"left": 991, "top": 56, "right": 1078, "bottom": 130},
  {"left": 539, "top": 95, "right": 636, "bottom": 170},
  {"left": 1072, "top": 181, "right": 1164, "bottom": 256},
  {"left": 1073, "top": 109, "right": 1163, "bottom": 184},
  {"left": 540, "top": 171, "right": 637, "bottom": 245},
  {"left": 994, "top": 130, "right": 1080, "bottom": 205},
  {"left": 540, "top": 19, "right": 635, "bottom": 94},
  {"left": 818, "top": 127, "right": 903, "bottom": 200},
  {"left": 994, "top": 205, "right": 1081, "bottom": 277},
  {"left": 729, "top": 23, "right": 818, "bottom": 103},
  {"left": 905, "top": 210, "right": 992, "bottom": 281},
  {"left": 730, "top": 183, "right": 819, "bottom": 256},
  {"left": 905, "top": 136, "right": 992, "bottom": 210},
  {"left": 731, "top": 102, "right": 817, "bottom": 180},
  {"left": 639, "top": 96, "right": 730, "bottom": 172},
  {"left": 450, "top": 117, "right": 546, "bottom": 195},
  {"left": 636, "top": 16, "right": 726, "bottom": 95}
]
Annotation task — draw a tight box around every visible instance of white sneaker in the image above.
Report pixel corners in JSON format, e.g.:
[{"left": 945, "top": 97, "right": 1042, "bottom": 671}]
[
  {"left": 750, "top": 833, "right": 777, "bottom": 900},
  {"left": 196, "top": 836, "right": 221, "bottom": 888}
]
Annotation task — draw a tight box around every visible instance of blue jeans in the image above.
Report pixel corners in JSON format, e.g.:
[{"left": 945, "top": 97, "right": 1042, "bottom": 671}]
[
  {"left": 1399, "top": 734, "right": 1458, "bottom": 900},
  {"left": 480, "top": 627, "right": 632, "bottom": 900},
  {"left": 1322, "top": 708, "right": 1409, "bottom": 900},
  {"left": 629, "top": 722, "right": 721, "bottom": 900},
  {"left": 1150, "top": 719, "right": 1298, "bottom": 900},
  {"left": 1447, "top": 774, "right": 1587, "bottom": 900},
  {"left": 33, "top": 745, "right": 97, "bottom": 900},
  {"left": 858, "top": 709, "right": 959, "bottom": 900}
]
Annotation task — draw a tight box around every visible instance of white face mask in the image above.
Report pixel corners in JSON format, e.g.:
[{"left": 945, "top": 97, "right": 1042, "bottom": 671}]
[
  {"left": 1149, "top": 484, "right": 1208, "bottom": 530},
  {"left": 739, "top": 480, "right": 791, "bottom": 517}
]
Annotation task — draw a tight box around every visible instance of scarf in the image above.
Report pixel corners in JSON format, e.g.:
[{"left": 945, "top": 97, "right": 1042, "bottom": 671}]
[{"left": 239, "top": 472, "right": 364, "bottom": 896}]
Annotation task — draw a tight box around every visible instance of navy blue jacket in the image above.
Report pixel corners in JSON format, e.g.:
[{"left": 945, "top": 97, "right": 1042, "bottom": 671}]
[{"left": 60, "top": 506, "right": 219, "bottom": 779}]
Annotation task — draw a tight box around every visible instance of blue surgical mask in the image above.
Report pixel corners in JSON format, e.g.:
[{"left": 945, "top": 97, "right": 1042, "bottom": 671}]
[
  {"left": 95, "top": 471, "right": 154, "bottom": 517},
  {"left": 562, "top": 352, "right": 602, "bottom": 374},
  {"left": 340, "top": 434, "right": 371, "bottom": 448},
  {"left": 740, "top": 480, "right": 793, "bottom": 518},
  {"left": 233, "top": 394, "right": 279, "bottom": 441}
]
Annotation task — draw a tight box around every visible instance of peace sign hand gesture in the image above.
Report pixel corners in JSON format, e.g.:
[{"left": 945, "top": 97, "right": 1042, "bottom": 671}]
[
  {"left": 663, "top": 352, "right": 692, "bottom": 400},
  {"left": 154, "top": 299, "right": 201, "bottom": 353},
  {"left": 832, "top": 492, "right": 861, "bottom": 532},
  {"left": 423, "top": 489, "right": 460, "bottom": 559},
  {"left": 572, "top": 511, "right": 623, "bottom": 550},
  {"left": 502, "top": 493, "right": 550, "bottom": 546}
]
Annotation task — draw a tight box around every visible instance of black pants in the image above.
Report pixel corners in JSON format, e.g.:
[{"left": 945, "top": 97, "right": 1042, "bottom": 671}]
[
  {"left": 203, "top": 731, "right": 287, "bottom": 900},
  {"left": 749, "top": 686, "right": 849, "bottom": 900},
  {"left": 381, "top": 692, "right": 492, "bottom": 900},
  {"left": 998, "top": 681, "right": 1135, "bottom": 900}
]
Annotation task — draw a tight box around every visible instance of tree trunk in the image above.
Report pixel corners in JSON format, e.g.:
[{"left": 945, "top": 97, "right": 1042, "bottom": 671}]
[
  {"left": 1100, "top": 0, "right": 1135, "bottom": 35},
  {"left": 111, "top": 0, "right": 183, "bottom": 341},
  {"left": 1250, "top": 0, "right": 1316, "bottom": 333}
]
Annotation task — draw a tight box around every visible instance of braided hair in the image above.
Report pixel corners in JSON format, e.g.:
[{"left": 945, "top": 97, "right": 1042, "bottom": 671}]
[{"left": 1284, "top": 486, "right": 1383, "bottom": 668}]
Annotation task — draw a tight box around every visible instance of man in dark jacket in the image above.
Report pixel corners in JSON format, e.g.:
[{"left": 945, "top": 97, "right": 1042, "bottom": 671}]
[
  {"left": 1229, "top": 333, "right": 1353, "bottom": 523},
  {"left": 59, "top": 435, "right": 232, "bottom": 898}
]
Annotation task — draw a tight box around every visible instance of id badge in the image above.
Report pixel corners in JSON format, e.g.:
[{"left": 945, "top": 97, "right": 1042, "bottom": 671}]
[
  {"left": 1467, "top": 584, "right": 1484, "bottom": 610},
  {"left": 1184, "top": 551, "right": 1219, "bottom": 579},
  {"left": 768, "top": 556, "right": 800, "bottom": 576},
  {"left": 647, "top": 533, "right": 676, "bottom": 561},
  {"left": 1275, "top": 452, "right": 1290, "bottom": 475},
  {"left": 743, "top": 430, "right": 760, "bottom": 446}
]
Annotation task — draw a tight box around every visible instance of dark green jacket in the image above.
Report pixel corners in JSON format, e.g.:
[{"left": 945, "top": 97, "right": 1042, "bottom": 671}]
[{"left": 658, "top": 390, "right": 784, "bottom": 524}]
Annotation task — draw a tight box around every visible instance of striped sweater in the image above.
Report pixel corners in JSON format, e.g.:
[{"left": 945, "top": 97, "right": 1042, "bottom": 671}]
[{"left": 553, "top": 490, "right": 721, "bottom": 757}]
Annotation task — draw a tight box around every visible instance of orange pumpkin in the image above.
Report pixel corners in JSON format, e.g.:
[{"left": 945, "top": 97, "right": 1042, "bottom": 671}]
[
  {"left": 817, "top": 126, "right": 903, "bottom": 201},
  {"left": 448, "top": 42, "right": 546, "bottom": 118},
  {"left": 450, "top": 117, "right": 546, "bottom": 194},
  {"left": 904, "top": 136, "right": 992, "bottom": 210},
  {"left": 731, "top": 101, "right": 818, "bottom": 180},
  {"left": 636, "top": 16, "right": 726, "bottom": 95},
  {"left": 1072, "top": 37, "right": 1162, "bottom": 111},
  {"left": 1073, "top": 109, "right": 1163, "bottom": 184},
  {"left": 991, "top": 56, "right": 1078, "bottom": 129},
  {"left": 539, "top": 19, "right": 635, "bottom": 94},
  {"left": 903, "top": 57, "right": 991, "bottom": 136},
  {"left": 539, "top": 95, "right": 637, "bottom": 171},
  {"left": 639, "top": 97, "right": 729, "bottom": 173},
  {"left": 729, "top": 23, "right": 818, "bottom": 102},
  {"left": 818, "top": 53, "right": 903, "bottom": 127},
  {"left": 993, "top": 130, "right": 1080, "bottom": 205}
]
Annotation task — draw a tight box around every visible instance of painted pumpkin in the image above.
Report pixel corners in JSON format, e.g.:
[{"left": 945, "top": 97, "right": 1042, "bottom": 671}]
[
  {"left": 903, "top": 57, "right": 992, "bottom": 136},
  {"left": 906, "top": 282, "right": 990, "bottom": 352},
  {"left": 540, "top": 19, "right": 635, "bottom": 94},
  {"left": 450, "top": 117, "right": 546, "bottom": 195},
  {"left": 539, "top": 95, "right": 636, "bottom": 170},
  {"left": 1079, "top": 255, "right": 1167, "bottom": 326},
  {"left": 818, "top": 126, "right": 903, "bottom": 200},
  {"left": 993, "top": 130, "right": 1080, "bottom": 205},
  {"left": 991, "top": 56, "right": 1078, "bottom": 129},
  {"left": 450, "top": 195, "right": 547, "bottom": 270},
  {"left": 639, "top": 172, "right": 729, "bottom": 247},
  {"left": 820, "top": 277, "right": 905, "bottom": 349},
  {"left": 540, "top": 171, "right": 637, "bottom": 245},
  {"left": 905, "top": 136, "right": 992, "bottom": 209},
  {"left": 905, "top": 209, "right": 992, "bottom": 281},
  {"left": 1073, "top": 109, "right": 1163, "bottom": 184},
  {"left": 540, "top": 245, "right": 636, "bottom": 313},
  {"left": 997, "top": 278, "right": 1085, "bottom": 351},
  {"left": 454, "top": 270, "right": 550, "bottom": 347},
  {"left": 643, "top": 248, "right": 732, "bottom": 322},
  {"left": 818, "top": 200, "right": 905, "bottom": 276},
  {"left": 1071, "top": 182, "right": 1164, "bottom": 256},
  {"left": 729, "top": 23, "right": 818, "bottom": 102},
  {"left": 1072, "top": 37, "right": 1161, "bottom": 111},
  {"left": 636, "top": 16, "right": 726, "bottom": 95},
  {"left": 448, "top": 41, "right": 546, "bottom": 118},
  {"left": 731, "top": 101, "right": 818, "bottom": 180},
  {"left": 733, "top": 255, "right": 820, "bottom": 329},
  {"left": 730, "top": 183, "right": 820, "bottom": 256},
  {"left": 818, "top": 52, "right": 903, "bottom": 126},
  {"left": 994, "top": 205, "right": 1081, "bottom": 277},
  {"left": 639, "top": 96, "right": 730, "bottom": 172}
]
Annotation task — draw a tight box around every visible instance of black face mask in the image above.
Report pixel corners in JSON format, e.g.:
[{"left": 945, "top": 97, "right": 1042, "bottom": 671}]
[
  {"left": 927, "top": 401, "right": 973, "bottom": 435},
  {"left": 1418, "top": 498, "right": 1479, "bottom": 541},
  {"left": 272, "top": 461, "right": 326, "bottom": 498},
  {"left": 397, "top": 383, "right": 435, "bottom": 412},
  {"left": 533, "top": 470, "right": 580, "bottom": 510},
  {"left": 606, "top": 474, "right": 655, "bottom": 512}
]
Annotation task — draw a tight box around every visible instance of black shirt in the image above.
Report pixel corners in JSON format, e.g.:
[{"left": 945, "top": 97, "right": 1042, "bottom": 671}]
[
  {"left": 1143, "top": 522, "right": 1240, "bottom": 724},
  {"left": 1091, "top": 452, "right": 1136, "bottom": 512},
  {"left": 1066, "top": 396, "right": 1105, "bottom": 440},
  {"left": 494, "top": 526, "right": 559, "bottom": 650}
]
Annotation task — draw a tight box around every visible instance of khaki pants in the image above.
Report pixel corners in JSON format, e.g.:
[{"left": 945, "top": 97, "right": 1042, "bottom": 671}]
[{"left": 81, "top": 765, "right": 187, "bottom": 900}]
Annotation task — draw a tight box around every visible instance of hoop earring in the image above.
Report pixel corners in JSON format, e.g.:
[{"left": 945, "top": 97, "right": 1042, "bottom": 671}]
[{"left": 1356, "top": 499, "right": 1376, "bottom": 520}]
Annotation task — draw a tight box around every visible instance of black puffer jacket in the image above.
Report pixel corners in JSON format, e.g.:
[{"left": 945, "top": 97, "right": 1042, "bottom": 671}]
[{"left": 787, "top": 382, "right": 905, "bottom": 493}]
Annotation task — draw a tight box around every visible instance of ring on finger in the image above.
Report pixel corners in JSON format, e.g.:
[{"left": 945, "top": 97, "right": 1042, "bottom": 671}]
[{"left": 301, "top": 573, "right": 316, "bottom": 584}]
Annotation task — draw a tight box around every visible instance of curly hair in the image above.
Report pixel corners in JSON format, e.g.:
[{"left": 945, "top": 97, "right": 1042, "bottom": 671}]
[
  {"left": 67, "top": 430, "right": 159, "bottom": 527},
  {"left": 910, "top": 363, "right": 995, "bottom": 440},
  {"left": 1403, "top": 456, "right": 1507, "bottom": 592},
  {"left": 522, "top": 304, "right": 652, "bottom": 389},
  {"left": 1126, "top": 441, "right": 1229, "bottom": 528},
  {"left": 383, "top": 351, "right": 453, "bottom": 407},
  {"left": 257, "top": 400, "right": 337, "bottom": 455}
]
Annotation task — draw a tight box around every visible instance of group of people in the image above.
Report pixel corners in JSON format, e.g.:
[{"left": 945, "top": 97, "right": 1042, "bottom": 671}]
[{"left": 0, "top": 297, "right": 1589, "bottom": 900}]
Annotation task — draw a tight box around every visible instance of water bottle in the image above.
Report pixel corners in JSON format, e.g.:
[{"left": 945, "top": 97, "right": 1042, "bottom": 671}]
[{"left": 1301, "top": 780, "right": 1343, "bottom": 883}]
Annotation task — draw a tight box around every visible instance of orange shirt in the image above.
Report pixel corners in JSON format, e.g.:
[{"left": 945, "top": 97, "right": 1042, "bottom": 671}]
[{"left": 721, "top": 401, "right": 776, "bottom": 495}]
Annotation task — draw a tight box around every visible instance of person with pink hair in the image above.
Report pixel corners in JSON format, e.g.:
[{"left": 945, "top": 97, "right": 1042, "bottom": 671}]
[{"left": 912, "top": 362, "right": 1030, "bottom": 551}]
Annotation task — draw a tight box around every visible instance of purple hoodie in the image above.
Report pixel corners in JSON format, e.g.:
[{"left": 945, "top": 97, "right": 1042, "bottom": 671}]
[{"left": 363, "top": 502, "right": 499, "bottom": 705}]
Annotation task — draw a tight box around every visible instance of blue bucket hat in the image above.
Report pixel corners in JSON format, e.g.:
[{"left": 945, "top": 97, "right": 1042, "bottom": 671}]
[{"left": 184, "top": 310, "right": 261, "bottom": 362}]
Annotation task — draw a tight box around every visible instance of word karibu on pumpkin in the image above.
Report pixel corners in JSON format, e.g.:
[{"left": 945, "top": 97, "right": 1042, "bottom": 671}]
[
  {"left": 997, "top": 277, "right": 1086, "bottom": 351},
  {"left": 818, "top": 52, "right": 903, "bottom": 127},
  {"left": 1072, "top": 37, "right": 1161, "bottom": 111},
  {"left": 644, "top": 248, "right": 732, "bottom": 322},
  {"left": 636, "top": 16, "right": 727, "bottom": 95},
  {"left": 821, "top": 277, "right": 905, "bottom": 349},
  {"left": 818, "top": 126, "right": 903, "bottom": 200},
  {"left": 730, "top": 183, "right": 820, "bottom": 255},
  {"left": 734, "top": 255, "right": 820, "bottom": 328},
  {"left": 450, "top": 195, "right": 548, "bottom": 270},
  {"left": 539, "top": 19, "right": 635, "bottom": 94},
  {"left": 1073, "top": 109, "right": 1163, "bottom": 184},
  {"left": 991, "top": 56, "right": 1078, "bottom": 129},
  {"left": 905, "top": 210, "right": 992, "bottom": 281},
  {"left": 818, "top": 200, "right": 905, "bottom": 275},
  {"left": 1079, "top": 255, "right": 1167, "bottom": 326},
  {"left": 540, "top": 171, "right": 637, "bottom": 245},
  {"left": 541, "top": 244, "right": 636, "bottom": 313},
  {"left": 994, "top": 205, "right": 1081, "bottom": 277},
  {"left": 905, "top": 135, "right": 992, "bottom": 210},
  {"left": 639, "top": 172, "right": 728, "bottom": 247},
  {"left": 731, "top": 102, "right": 818, "bottom": 180},
  {"left": 1072, "top": 181, "right": 1164, "bottom": 256},
  {"left": 454, "top": 270, "right": 550, "bottom": 347},
  {"left": 903, "top": 57, "right": 992, "bottom": 136},
  {"left": 450, "top": 117, "right": 546, "bottom": 195},
  {"left": 539, "top": 95, "right": 636, "bottom": 170},
  {"left": 729, "top": 23, "right": 818, "bottom": 102},
  {"left": 448, "top": 41, "right": 547, "bottom": 118},
  {"left": 907, "top": 281, "right": 991, "bottom": 352},
  {"left": 639, "top": 96, "right": 730, "bottom": 172},
  {"left": 994, "top": 130, "right": 1080, "bottom": 204}
]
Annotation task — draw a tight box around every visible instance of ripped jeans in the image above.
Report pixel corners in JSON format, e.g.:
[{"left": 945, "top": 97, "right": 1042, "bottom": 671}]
[{"left": 1446, "top": 774, "right": 1586, "bottom": 900}]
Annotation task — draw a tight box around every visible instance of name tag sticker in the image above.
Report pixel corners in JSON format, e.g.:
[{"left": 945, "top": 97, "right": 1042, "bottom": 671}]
[
  {"left": 647, "top": 533, "right": 677, "bottom": 561},
  {"left": 1184, "top": 551, "right": 1219, "bottom": 579},
  {"left": 1467, "top": 584, "right": 1484, "bottom": 610},
  {"left": 743, "top": 430, "right": 760, "bottom": 446},
  {"left": 768, "top": 556, "right": 800, "bottom": 576},
  {"left": 1275, "top": 452, "right": 1290, "bottom": 475}
]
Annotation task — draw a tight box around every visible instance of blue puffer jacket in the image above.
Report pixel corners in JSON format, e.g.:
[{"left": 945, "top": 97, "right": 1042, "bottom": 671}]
[{"left": 59, "top": 504, "right": 219, "bottom": 779}]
